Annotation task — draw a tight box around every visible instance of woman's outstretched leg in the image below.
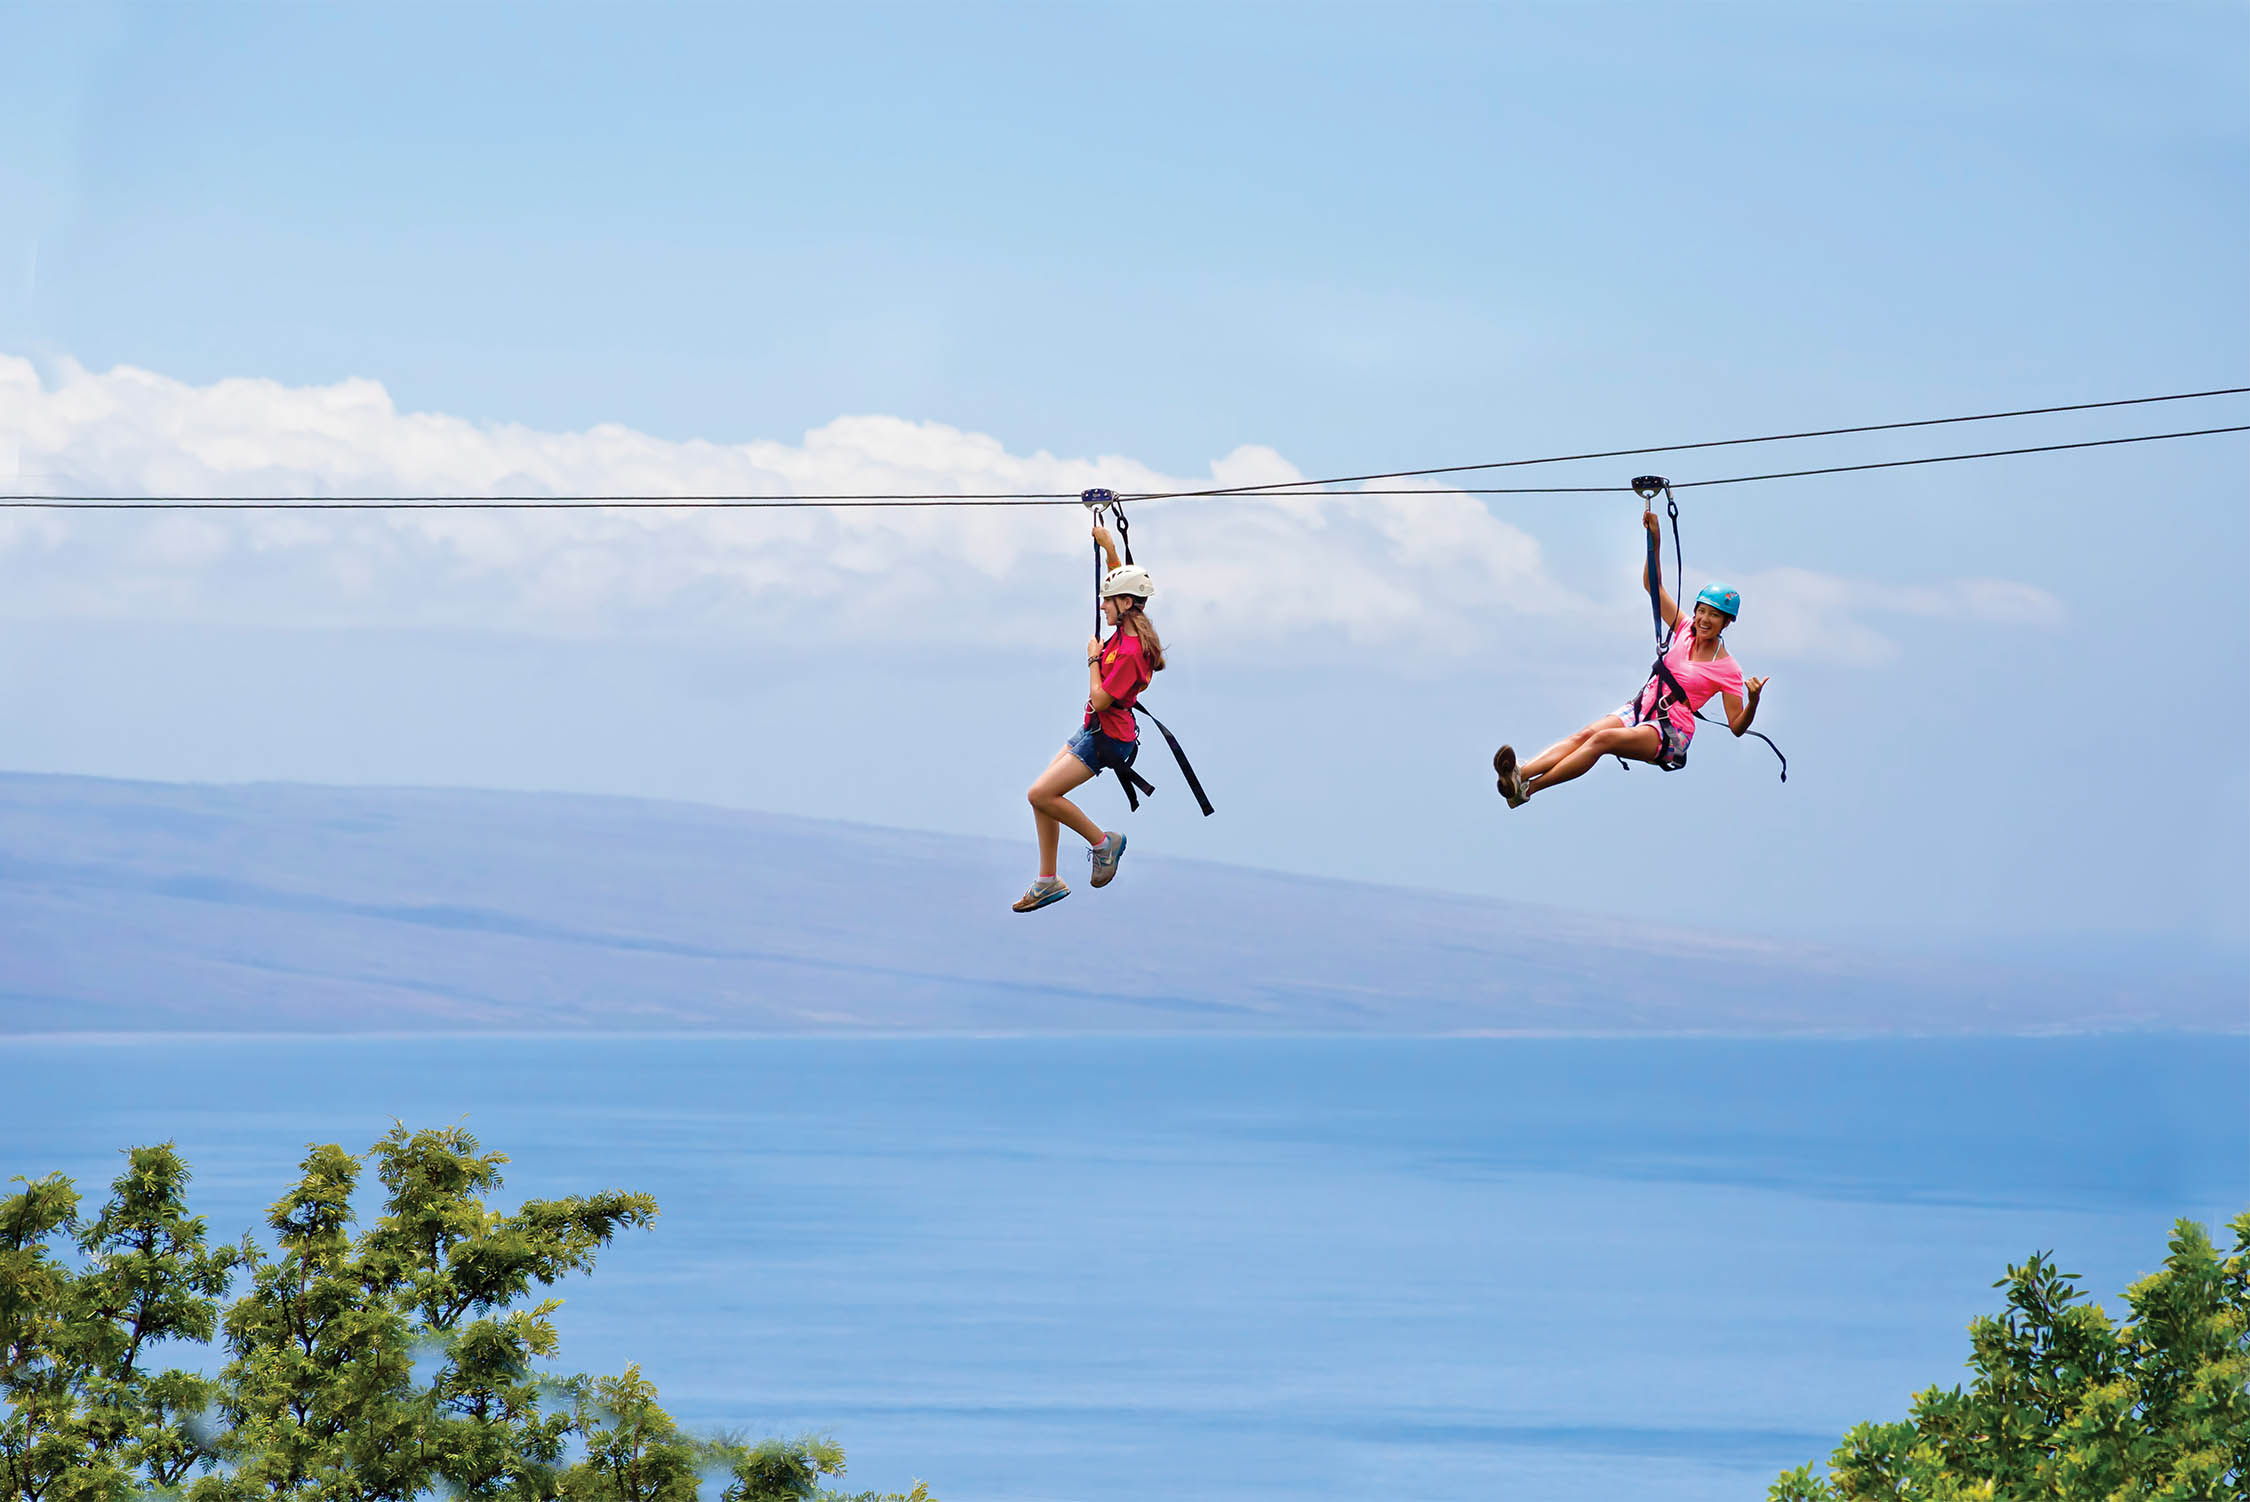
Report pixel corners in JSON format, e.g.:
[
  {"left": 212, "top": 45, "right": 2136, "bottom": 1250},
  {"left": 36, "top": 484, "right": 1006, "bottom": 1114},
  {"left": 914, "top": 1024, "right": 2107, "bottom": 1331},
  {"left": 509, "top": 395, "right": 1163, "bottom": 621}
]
[
  {"left": 1521, "top": 715, "right": 1627, "bottom": 780},
  {"left": 1028, "top": 749, "right": 1103, "bottom": 878},
  {"left": 1500, "top": 715, "right": 1627, "bottom": 805},
  {"left": 1525, "top": 723, "right": 1662, "bottom": 796}
]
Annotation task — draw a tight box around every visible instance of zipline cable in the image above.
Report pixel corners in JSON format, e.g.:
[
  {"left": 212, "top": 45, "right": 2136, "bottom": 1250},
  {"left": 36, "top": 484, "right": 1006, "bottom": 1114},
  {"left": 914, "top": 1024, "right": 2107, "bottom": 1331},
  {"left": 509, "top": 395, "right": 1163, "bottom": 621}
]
[
  {"left": 1671, "top": 423, "right": 2250, "bottom": 492},
  {"left": 0, "top": 481, "right": 1630, "bottom": 509},
  {"left": 0, "top": 410, "right": 2243, "bottom": 513},
  {"left": 1120, "top": 384, "right": 2250, "bottom": 500},
  {"left": 1162, "top": 424, "right": 2250, "bottom": 495}
]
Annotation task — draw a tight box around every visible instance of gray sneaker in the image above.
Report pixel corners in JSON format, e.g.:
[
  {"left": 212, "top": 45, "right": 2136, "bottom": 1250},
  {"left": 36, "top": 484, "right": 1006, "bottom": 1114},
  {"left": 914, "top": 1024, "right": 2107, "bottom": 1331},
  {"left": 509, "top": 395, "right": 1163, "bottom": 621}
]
[
  {"left": 1088, "top": 831, "right": 1127, "bottom": 888},
  {"left": 1011, "top": 877, "right": 1069, "bottom": 913}
]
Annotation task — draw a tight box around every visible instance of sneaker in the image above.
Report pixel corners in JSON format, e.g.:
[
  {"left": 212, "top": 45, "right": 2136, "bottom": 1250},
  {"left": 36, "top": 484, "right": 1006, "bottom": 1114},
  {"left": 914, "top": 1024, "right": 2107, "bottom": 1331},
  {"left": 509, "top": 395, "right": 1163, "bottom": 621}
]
[
  {"left": 1088, "top": 831, "right": 1128, "bottom": 888},
  {"left": 1493, "top": 745, "right": 1527, "bottom": 807},
  {"left": 1011, "top": 877, "right": 1070, "bottom": 913}
]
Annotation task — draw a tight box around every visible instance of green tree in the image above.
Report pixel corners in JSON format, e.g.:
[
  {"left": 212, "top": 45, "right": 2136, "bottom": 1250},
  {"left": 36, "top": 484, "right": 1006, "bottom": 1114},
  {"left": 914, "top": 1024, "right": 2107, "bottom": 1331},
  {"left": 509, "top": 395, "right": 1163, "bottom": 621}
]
[
  {"left": 0, "top": 1130, "right": 935, "bottom": 1502},
  {"left": 1772, "top": 1210, "right": 2249, "bottom": 1501},
  {"left": 1, "top": 1144, "right": 242, "bottom": 1502}
]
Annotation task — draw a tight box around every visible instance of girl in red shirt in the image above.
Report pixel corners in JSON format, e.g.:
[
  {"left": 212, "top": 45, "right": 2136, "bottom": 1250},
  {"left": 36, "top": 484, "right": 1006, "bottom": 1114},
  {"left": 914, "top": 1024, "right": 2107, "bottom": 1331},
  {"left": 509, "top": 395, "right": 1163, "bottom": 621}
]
[
  {"left": 1014, "top": 520, "right": 1165, "bottom": 913},
  {"left": 1494, "top": 507, "right": 1767, "bottom": 806}
]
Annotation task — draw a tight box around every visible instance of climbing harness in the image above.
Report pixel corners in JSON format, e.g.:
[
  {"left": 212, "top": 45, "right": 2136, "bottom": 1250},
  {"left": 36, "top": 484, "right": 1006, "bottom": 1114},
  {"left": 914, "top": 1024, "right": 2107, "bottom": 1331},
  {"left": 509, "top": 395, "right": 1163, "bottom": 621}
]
[
  {"left": 1622, "top": 476, "right": 1788, "bottom": 781},
  {"left": 1080, "top": 488, "right": 1216, "bottom": 818}
]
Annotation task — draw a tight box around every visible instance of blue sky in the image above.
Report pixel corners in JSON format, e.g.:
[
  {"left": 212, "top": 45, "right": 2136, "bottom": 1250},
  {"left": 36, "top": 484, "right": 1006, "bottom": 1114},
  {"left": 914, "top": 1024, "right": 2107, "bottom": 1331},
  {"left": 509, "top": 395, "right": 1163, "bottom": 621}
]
[{"left": 1, "top": 1, "right": 2245, "bottom": 952}]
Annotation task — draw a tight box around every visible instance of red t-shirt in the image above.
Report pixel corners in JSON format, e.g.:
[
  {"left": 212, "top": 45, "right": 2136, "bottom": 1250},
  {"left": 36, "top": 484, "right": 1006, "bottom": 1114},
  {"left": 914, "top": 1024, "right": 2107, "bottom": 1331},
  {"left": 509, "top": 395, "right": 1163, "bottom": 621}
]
[{"left": 1086, "top": 630, "right": 1151, "bottom": 741}]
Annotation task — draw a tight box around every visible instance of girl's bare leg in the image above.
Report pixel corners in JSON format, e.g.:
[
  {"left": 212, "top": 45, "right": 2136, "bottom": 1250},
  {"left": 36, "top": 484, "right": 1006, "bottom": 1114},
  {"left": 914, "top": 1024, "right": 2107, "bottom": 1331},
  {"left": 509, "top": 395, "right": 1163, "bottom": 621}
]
[
  {"left": 1527, "top": 723, "right": 1662, "bottom": 795},
  {"left": 1521, "top": 716, "right": 1627, "bottom": 780},
  {"left": 1028, "top": 749, "right": 1104, "bottom": 878}
]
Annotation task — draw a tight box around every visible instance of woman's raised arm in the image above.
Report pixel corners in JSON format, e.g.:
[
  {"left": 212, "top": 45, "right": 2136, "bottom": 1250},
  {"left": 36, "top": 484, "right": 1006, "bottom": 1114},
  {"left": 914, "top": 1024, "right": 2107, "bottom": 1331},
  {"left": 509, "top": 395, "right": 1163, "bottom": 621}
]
[
  {"left": 1725, "top": 676, "right": 1767, "bottom": 736},
  {"left": 1641, "top": 508, "right": 1679, "bottom": 629}
]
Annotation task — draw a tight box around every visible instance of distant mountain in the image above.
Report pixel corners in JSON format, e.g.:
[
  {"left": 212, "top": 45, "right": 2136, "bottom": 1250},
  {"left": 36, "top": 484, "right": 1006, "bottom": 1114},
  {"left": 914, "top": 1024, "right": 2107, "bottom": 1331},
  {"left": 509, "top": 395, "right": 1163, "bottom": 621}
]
[{"left": 0, "top": 773, "right": 2236, "bottom": 1035}]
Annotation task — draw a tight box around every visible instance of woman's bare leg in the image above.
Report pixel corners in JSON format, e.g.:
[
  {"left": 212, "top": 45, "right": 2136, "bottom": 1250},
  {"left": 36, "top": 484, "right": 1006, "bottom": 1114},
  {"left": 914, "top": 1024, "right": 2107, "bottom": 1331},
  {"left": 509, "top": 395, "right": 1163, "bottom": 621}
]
[
  {"left": 1526, "top": 723, "right": 1662, "bottom": 795},
  {"left": 1521, "top": 716, "right": 1627, "bottom": 780},
  {"left": 1028, "top": 750, "right": 1104, "bottom": 878}
]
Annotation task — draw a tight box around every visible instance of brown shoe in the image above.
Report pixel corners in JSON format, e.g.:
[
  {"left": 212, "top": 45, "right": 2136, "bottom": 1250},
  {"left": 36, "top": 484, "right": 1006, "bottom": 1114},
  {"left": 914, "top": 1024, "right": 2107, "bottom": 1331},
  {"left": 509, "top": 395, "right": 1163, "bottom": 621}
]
[{"left": 1493, "top": 745, "right": 1527, "bottom": 807}]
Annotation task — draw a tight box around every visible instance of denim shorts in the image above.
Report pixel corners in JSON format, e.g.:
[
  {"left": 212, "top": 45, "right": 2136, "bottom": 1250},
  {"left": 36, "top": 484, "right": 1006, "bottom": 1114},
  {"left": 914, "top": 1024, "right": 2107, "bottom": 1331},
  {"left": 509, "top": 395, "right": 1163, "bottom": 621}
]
[{"left": 1067, "top": 724, "right": 1140, "bottom": 775}]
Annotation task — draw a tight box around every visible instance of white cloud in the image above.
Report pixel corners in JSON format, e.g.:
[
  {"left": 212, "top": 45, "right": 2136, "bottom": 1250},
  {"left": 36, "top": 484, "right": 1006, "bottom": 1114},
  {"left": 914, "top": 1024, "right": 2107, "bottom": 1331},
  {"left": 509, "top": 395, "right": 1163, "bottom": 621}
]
[
  {"left": 0, "top": 355, "right": 1589, "bottom": 655},
  {"left": 1736, "top": 564, "right": 2065, "bottom": 665},
  {"left": 0, "top": 355, "right": 2061, "bottom": 668}
]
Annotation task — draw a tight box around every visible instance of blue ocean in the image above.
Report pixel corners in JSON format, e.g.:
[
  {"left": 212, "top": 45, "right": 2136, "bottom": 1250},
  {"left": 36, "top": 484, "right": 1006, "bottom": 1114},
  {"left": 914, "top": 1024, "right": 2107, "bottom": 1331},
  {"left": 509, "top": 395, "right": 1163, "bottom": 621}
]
[{"left": 4, "top": 1035, "right": 2244, "bottom": 1501}]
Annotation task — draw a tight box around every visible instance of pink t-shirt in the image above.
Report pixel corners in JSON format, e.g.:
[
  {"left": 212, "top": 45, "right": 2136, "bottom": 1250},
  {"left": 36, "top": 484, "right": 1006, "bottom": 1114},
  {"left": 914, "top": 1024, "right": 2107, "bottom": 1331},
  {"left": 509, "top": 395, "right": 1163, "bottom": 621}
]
[
  {"left": 1087, "top": 630, "right": 1150, "bottom": 741},
  {"left": 1629, "top": 618, "right": 1745, "bottom": 736}
]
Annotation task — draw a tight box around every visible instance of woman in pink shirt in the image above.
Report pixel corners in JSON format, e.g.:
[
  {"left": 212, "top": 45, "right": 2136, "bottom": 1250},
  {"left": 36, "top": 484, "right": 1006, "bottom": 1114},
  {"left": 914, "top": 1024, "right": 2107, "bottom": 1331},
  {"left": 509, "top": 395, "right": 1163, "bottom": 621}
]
[
  {"left": 1013, "top": 520, "right": 1165, "bottom": 913},
  {"left": 1494, "top": 507, "right": 1767, "bottom": 806}
]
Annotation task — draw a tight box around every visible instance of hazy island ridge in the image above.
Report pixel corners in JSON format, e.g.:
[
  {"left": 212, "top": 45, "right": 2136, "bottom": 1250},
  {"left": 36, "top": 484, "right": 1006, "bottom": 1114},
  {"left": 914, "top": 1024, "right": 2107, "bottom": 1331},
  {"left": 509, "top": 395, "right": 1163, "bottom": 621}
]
[{"left": 0, "top": 772, "right": 2238, "bottom": 1037}]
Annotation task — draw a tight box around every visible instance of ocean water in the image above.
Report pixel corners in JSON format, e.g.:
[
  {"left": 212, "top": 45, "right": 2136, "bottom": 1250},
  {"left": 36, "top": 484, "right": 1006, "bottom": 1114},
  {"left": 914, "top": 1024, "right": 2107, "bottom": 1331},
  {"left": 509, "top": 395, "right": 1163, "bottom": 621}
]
[{"left": 3, "top": 1035, "right": 2244, "bottom": 1501}]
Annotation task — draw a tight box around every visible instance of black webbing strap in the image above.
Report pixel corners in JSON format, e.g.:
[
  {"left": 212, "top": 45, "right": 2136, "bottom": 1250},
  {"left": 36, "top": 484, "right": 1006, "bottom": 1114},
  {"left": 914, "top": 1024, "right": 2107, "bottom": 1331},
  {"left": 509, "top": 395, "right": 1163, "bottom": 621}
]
[
  {"left": 1102, "top": 699, "right": 1215, "bottom": 817},
  {"left": 1112, "top": 760, "right": 1158, "bottom": 811},
  {"left": 1642, "top": 488, "right": 1676, "bottom": 650},
  {"left": 1087, "top": 497, "right": 1136, "bottom": 632},
  {"left": 1133, "top": 700, "right": 1215, "bottom": 816},
  {"left": 1623, "top": 488, "right": 1692, "bottom": 762},
  {"left": 1084, "top": 487, "right": 1119, "bottom": 635},
  {"left": 1695, "top": 711, "right": 1788, "bottom": 782}
]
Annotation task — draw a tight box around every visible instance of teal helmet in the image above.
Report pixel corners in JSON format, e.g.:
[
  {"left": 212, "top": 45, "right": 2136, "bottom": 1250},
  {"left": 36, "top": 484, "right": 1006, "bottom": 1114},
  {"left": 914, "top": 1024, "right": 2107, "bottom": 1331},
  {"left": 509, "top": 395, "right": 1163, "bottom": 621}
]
[{"left": 1695, "top": 583, "right": 1740, "bottom": 621}]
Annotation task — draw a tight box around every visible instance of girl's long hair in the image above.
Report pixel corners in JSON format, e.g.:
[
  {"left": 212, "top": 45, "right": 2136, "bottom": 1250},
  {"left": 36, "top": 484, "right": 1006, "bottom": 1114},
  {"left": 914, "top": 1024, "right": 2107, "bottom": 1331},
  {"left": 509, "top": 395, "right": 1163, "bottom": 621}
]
[{"left": 1115, "top": 599, "right": 1165, "bottom": 672}]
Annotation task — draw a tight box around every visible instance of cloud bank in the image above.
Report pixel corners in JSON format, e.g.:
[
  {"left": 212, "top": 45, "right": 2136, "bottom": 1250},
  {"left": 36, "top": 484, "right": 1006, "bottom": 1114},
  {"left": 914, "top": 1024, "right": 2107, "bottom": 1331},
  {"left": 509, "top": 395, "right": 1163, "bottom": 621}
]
[
  {"left": 0, "top": 356, "right": 2056, "bottom": 664},
  {"left": 1739, "top": 565, "right": 2067, "bottom": 666}
]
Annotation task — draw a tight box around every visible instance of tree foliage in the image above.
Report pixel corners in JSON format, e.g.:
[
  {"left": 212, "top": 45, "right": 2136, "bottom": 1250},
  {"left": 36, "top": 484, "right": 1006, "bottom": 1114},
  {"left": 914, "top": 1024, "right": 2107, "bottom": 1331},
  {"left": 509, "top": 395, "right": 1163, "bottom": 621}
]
[
  {"left": 1772, "top": 1211, "right": 2249, "bottom": 1501},
  {"left": 0, "top": 1128, "right": 934, "bottom": 1502}
]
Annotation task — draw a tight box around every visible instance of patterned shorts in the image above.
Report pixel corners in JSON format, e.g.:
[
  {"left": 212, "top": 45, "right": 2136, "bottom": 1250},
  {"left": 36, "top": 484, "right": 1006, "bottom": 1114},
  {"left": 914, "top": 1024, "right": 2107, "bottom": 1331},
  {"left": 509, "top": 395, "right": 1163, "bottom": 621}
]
[{"left": 1613, "top": 706, "right": 1691, "bottom": 772}]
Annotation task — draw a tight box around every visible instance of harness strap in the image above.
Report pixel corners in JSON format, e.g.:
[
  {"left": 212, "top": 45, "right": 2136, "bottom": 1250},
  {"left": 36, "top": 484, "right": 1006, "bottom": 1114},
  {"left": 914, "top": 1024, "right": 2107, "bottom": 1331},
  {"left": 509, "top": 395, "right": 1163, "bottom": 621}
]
[
  {"left": 1100, "top": 698, "right": 1216, "bottom": 817},
  {"left": 1622, "top": 487, "right": 1688, "bottom": 766},
  {"left": 1132, "top": 701, "right": 1215, "bottom": 816},
  {"left": 1112, "top": 761, "right": 1158, "bottom": 812},
  {"left": 1695, "top": 712, "right": 1788, "bottom": 781},
  {"left": 1642, "top": 490, "right": 1673, "bottom": 647},
  {"left": 1084, "top": 487, "right": 1117, "bottom": 635},
  {"left": 1086, "top": 493, "right": 1137, "bottom": 633}
]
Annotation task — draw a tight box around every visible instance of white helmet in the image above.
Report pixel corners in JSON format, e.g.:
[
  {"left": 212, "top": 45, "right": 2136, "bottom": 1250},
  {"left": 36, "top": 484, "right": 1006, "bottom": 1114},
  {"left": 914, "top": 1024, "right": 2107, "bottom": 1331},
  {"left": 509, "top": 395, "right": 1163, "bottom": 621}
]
[{"left": 1100, "top": 564, "right": 1156, "bottom": 601}]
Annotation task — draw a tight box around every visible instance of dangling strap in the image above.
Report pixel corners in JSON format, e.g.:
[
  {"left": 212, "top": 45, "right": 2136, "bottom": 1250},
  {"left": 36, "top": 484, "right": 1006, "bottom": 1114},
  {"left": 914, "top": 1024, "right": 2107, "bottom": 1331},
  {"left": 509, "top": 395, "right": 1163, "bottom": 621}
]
[
  {"left": 1117, "top": 700, "right": 1216, "bottom": 817},
  {"left": 1111, "top": 761, "right": 1158, "bottom": 811},
  {"left": 1695, "top": 712, "right": 1789, "bottom": 781}
]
